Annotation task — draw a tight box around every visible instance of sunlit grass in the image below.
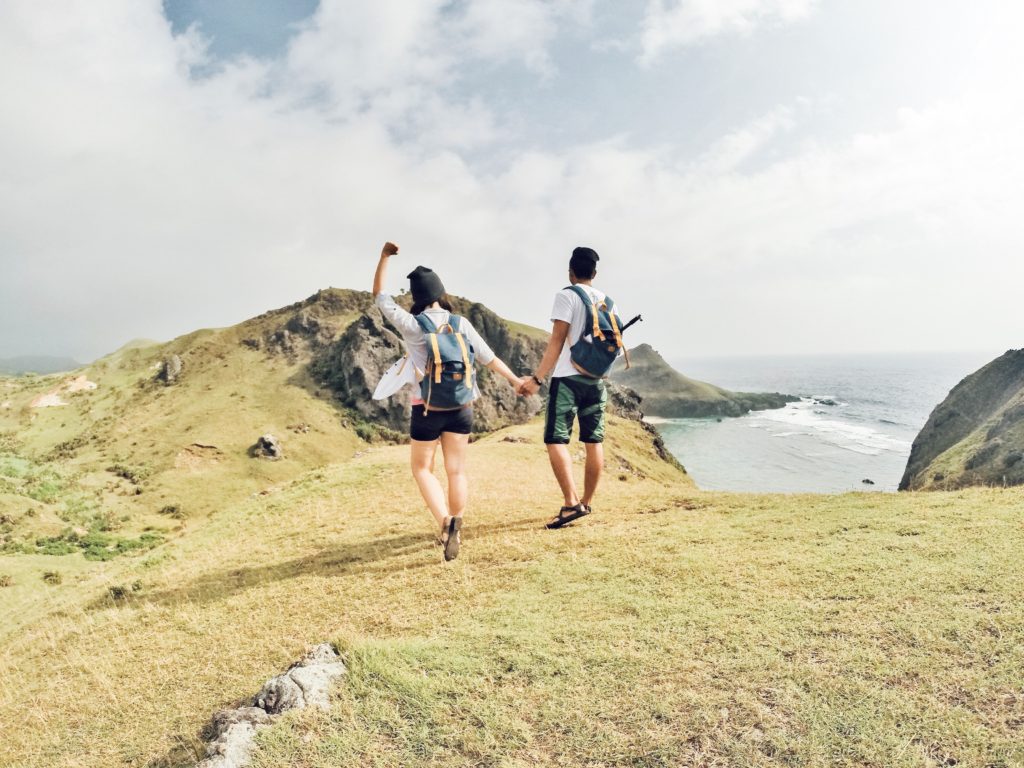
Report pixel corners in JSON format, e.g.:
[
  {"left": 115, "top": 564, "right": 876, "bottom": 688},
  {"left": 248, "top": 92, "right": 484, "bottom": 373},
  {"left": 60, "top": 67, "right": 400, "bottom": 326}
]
[{"left": 1, "top": 417, "right": 1022, "bottom": 767}]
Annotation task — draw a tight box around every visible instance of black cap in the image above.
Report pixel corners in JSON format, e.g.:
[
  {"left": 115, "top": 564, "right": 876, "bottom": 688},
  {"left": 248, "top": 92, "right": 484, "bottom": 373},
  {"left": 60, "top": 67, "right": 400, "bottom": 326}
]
[{"left": 407, "top": 266, "right": 446, "bottom": 305}]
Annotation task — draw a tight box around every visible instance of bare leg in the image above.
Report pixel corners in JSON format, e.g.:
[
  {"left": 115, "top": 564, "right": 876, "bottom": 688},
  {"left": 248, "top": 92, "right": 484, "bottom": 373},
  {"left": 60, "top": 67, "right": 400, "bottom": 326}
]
[
  {"left": 546, "top": 444, "right": 580, "bottom": 507},
  {"left": 581, "top": 442, "right": 603, "bottom": 508},
  {"left": 410, "top": 439, "right": 447, "bottom": 528},
  {"left": 440, "top": 431, "right": 469, "bottom": 518}
]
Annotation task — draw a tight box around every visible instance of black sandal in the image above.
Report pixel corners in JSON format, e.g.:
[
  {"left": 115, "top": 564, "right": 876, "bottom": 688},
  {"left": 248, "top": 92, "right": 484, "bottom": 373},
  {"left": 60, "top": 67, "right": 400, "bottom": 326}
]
[
  {"left": 443, "top": 516, "right": 463, "bottom": 561},
  {"left": 546, "top": 503, "right": 589, "bottom": 529}
]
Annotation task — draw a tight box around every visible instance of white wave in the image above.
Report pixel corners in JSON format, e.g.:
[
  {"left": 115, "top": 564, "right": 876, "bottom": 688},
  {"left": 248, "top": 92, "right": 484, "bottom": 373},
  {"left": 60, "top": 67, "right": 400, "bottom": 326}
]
[{"left": 747, "top": 398, "right": 911, "bottom": 456}]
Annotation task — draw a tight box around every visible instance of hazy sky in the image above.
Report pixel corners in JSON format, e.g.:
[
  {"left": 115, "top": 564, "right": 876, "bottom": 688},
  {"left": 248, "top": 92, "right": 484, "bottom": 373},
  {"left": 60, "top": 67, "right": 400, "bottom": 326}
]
[{"left": 2, "top": 1, "right": 1022, "bottom": 361}]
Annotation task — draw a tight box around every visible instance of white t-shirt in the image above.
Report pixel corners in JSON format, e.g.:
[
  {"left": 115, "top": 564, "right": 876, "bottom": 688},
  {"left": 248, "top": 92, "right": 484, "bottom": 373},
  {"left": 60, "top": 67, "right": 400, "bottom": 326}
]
[
  {"left": 375, "top": 293, "right": 496, "bottom": 401},
  {"left": 549, "top": 284, "right": 623, "bottom": 379}
]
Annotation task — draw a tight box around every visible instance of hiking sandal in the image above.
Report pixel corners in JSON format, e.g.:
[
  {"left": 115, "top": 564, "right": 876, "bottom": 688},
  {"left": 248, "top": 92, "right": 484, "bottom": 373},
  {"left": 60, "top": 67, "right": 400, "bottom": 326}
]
[
  {"left": 443, "top": 516, "right": 463, "bottom": 562},
  {"left": 546, "top": 503, "right": 588, "bottom": 530}
]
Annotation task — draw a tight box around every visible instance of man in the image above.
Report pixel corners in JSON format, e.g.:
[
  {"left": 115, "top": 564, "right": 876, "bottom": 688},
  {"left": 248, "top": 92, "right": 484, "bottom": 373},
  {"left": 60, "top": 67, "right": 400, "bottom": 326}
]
[{"left": 518, "top": 246, "right": 622, "bottom": 529}]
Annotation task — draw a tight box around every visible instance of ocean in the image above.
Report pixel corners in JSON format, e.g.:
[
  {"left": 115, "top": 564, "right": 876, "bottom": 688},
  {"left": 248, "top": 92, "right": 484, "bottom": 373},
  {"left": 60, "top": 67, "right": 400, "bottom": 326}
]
[{"left": 653, "top": 351, "right": 998, "bottom": 494}]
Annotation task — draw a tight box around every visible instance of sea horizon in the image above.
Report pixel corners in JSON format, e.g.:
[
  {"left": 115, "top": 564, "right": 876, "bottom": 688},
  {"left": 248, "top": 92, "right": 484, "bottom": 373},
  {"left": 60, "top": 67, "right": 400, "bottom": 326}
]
[{"left": 652, "top": 349, "right": 1000, "bottom": 494}]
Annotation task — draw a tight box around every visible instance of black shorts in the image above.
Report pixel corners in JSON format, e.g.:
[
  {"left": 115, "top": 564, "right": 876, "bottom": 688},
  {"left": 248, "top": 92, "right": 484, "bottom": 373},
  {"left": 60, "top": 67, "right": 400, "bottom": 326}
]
[{"left": 410, "top": 405, "right": 474, "bottom": 441}]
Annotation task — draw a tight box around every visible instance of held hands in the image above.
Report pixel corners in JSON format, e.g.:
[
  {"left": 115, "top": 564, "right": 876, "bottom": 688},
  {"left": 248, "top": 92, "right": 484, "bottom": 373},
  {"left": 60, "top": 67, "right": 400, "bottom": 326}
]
[
  {"left": 381, "top": 241, "right": 399, "bottom": 258},
  {"left": 517, "top": 376, "right": 541, "bottom": 397}
]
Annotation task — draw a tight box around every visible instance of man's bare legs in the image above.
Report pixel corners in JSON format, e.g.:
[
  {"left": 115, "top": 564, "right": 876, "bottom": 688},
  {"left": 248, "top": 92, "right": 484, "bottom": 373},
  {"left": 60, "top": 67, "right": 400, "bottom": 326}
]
[
  {"left": 581, "top": 442, "right": 603, "bottom": 508},
  {"left": 547, "top": 444, "right": 581, "bottom": 507}
]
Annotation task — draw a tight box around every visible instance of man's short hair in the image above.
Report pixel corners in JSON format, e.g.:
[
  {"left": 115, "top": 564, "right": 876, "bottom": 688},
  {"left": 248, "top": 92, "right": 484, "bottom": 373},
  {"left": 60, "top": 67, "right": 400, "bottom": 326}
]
[{"left": 569, "top": 246, "right": 599, "bottom": 279}]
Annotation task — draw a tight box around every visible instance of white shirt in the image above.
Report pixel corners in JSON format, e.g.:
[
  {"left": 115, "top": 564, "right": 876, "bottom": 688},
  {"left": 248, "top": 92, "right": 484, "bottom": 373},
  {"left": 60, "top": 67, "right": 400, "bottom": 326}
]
[
  {"left": 549, "top": 284, "right": 622, "bottom": 379},
  {"left": 375, "top": 293, "right": 496, "bottom": 400}
]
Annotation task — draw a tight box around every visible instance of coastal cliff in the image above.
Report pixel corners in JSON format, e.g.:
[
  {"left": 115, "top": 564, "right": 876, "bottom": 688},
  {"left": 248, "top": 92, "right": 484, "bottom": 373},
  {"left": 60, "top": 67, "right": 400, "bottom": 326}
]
[
  {"left": 900, "top": 349, "right": 1024, "bottom": 490},
  {"left": 610, "top": 344, "right": 797, "bottom": 418}
]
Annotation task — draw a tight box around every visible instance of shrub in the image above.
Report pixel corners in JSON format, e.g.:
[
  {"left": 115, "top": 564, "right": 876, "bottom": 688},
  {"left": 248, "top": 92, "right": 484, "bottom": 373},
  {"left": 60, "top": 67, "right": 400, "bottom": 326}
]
[
  {"left": 159, "top": 504, "right": 186, "bottom": 520},
  {"left": 42, "top": 571, "right": 62, "bottom": 585},
  {"left": 0, "top": 574, "right": 12, "bottom": 587},
  {"left": 106, "top": 463, "right": 152, "bottom": 485}
]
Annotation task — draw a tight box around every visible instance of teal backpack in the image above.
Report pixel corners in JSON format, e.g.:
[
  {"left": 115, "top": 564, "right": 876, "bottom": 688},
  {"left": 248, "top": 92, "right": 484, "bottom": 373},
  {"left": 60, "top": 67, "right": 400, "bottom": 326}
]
[
  {"left": 415, "top": 313, "right": 476, "bottom": 411},
  {"left": 567, "top": 285, "right": 629, "bottom": 378}
]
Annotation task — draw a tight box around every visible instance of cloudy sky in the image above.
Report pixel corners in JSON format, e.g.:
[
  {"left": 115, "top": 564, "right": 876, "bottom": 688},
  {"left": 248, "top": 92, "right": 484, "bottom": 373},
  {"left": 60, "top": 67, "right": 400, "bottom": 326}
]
[{"left": 2, "top": 0, "right": 1022, "bottom": 362}]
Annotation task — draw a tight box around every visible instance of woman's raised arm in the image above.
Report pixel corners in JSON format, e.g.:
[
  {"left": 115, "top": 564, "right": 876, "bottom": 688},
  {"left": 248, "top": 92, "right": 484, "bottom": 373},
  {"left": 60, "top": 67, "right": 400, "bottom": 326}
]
[{"left": 373, "top": 241, "right": 399, "bottom": 296}]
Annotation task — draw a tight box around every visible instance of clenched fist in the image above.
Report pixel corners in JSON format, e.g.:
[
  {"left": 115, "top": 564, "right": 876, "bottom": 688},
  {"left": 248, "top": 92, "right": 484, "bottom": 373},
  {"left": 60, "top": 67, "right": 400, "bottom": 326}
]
[{"left": 381, "top": 241, "right": 399, "bottom": 257}]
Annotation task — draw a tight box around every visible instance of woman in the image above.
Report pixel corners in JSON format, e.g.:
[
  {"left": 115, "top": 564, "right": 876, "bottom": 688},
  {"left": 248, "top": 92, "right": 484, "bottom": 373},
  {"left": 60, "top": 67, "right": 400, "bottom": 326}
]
[{"left": 372, "top": 241, "right": 524, "bottom": 561}]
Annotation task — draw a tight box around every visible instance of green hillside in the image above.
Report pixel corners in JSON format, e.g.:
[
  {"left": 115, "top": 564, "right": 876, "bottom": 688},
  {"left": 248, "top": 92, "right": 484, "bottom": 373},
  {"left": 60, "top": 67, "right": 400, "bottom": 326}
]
[
  {"left": 901, "top": 349, "right": 1024, "bottom": 490},
  {"left": 2, "top": 295, "right": 1024, "bottom": 768},
  {"left": 610, "top": 344, "right": 797, "bottom": 418}
]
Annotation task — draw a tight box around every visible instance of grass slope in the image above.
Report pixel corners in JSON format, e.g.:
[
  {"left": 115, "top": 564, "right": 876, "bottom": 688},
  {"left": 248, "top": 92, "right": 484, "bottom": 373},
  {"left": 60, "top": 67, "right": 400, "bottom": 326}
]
[{"left": 2, "top": 416, "right": 1022, "bottom": 768}]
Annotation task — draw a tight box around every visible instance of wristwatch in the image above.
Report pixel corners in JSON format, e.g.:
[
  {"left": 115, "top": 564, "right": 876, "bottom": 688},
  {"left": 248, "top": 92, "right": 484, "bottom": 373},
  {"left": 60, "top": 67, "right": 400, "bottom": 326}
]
[{"left": 531, "top": 374, "right": 544, "bottom": 386}]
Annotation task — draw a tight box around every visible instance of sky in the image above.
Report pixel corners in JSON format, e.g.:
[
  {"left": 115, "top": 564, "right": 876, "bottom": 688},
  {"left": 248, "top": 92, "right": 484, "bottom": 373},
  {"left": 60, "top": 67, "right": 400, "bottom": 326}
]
[{"left": 1, "top": 0, "right": 1022, "bottom": 362}]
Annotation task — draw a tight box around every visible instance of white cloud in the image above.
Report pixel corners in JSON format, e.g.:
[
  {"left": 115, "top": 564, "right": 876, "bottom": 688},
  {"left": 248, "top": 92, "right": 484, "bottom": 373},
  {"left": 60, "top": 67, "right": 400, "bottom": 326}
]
[
  {"left": 1, "top": 0, "right": 1023, "bottom": 360},
  {"left": 640, "top": 0, "right": 818, "bottom": 62}
]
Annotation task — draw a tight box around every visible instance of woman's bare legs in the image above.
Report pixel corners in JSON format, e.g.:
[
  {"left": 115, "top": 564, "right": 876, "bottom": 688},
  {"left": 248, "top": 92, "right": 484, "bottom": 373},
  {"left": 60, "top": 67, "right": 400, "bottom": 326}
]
[
  {"left": 410, "top": 439, "right": 447, "bottom": 529},
  {"left": 440, "top": 431, "right": 469, "bottom": 518}
]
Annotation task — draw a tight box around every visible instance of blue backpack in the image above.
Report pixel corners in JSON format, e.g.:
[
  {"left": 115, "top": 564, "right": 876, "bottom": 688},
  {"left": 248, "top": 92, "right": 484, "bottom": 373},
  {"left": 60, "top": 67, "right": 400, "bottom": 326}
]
[
  {"left": 567, "top": 285, "right": 629, "bottom": 378},
  {"left": 415, "top": 313, "right": 476, "bottom": 412}
]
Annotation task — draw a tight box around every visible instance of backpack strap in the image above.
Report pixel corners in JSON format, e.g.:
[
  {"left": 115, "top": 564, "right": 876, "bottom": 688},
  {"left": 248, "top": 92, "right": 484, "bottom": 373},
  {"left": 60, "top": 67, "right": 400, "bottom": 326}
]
[
  {"left": 415, "top": 313, "right": 438, "bottom": 334},
  {"left": 566, "top": 285, "right": 605, "bottom": 342}
]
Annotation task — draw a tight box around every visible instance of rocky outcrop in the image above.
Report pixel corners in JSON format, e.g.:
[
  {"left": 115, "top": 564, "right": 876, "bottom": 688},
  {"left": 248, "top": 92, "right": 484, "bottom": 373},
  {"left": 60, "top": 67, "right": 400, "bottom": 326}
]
[
  {"left": 310, "top": 309, "right": 411, "bottom": 430},
  {"left": 610, "top": 344, "right": 796, "bottom": 418},
  {"left": 311, "top": 296, "right": 547, "bottom": 433},
  {"left": 158, "top": 355, "right": 182, "bottom": 385},
  {"left": 900, "top": 349, "right": 1024, "bottom": 491},
  {"left": 240, "top": 288, "right": 373, "bottom": 358},
  {"left": 196, "top": 643, "right": 346, "bottom": 768},
  {"left": 250, "top": 434, "right": 282, "bottom": 460}
]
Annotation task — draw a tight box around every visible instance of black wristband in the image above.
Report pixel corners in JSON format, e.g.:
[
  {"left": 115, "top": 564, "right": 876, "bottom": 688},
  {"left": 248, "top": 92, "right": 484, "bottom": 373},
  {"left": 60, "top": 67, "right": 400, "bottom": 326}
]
[{"left": 531, "top": 374, "right": 543, "bottom": 386}]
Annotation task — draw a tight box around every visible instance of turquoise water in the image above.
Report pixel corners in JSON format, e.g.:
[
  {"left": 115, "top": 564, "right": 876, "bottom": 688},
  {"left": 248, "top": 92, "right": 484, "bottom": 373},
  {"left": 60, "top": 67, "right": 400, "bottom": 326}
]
[{"left": 654, "top": 351, "right": 998, "bottom": 493}]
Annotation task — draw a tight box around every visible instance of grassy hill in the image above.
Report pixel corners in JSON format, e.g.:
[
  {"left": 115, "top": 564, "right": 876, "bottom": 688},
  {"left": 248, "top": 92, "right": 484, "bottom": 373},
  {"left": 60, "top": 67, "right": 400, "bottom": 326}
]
[
  {"left": 1, "top": 415, "right": 1023, "bottom": 767},
  {"left": 611, "top": 344, "right": 797, "bottom": 418},
  {"left": 0, "top": 288, "right": 556, "bottom": 610},
  {"left": 2, "top": 295, "right": 1024, "bottom": 767},
  {"left": 901, "top": 349, "right": 1024, "bottom": 490}
]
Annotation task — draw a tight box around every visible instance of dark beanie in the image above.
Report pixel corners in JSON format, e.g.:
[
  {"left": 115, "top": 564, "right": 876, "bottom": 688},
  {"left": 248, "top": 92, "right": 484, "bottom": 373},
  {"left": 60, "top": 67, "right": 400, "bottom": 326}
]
[
  {"left": 407, "top": 265, "right": 446, "bottom": 305},
  {"left": 569, "top": 246, "right": 600, "bottom": 277}
]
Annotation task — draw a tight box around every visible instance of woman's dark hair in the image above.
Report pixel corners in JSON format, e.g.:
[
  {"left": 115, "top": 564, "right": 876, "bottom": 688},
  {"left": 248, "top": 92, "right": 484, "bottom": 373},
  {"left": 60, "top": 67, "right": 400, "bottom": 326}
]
[{"left": 411, "top": 293, "right": 454, "bottom": 316}]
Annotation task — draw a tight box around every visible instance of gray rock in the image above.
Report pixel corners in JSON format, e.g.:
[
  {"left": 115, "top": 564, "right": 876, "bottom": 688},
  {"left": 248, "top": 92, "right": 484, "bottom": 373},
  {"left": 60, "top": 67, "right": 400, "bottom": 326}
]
[
  {"left": 194, "top": 644, "right": 345, "bottom": 768},
  {"left": 158, "top": 355, "right": 182, "bottom": 385},
  {"left": 250, "top": 434, "right": 282, "bottom": 460},
  {"left": 311, "top": 298, "right": 546, "bottom": 433}
]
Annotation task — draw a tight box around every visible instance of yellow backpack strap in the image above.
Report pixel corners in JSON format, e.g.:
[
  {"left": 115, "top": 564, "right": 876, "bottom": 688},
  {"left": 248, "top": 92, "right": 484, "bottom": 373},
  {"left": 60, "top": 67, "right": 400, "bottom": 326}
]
[
  {"left": 454, "top": 333, "right": 473, "bottom": 388},
  {"left": 429, "top": 334, "right": 442, "bottom": 383},
  {"left": 608, "top": 309, "right": 623, "bottom": 349},
  {"left": 591, "top": 302, "right": 605, "bottom": 341}
]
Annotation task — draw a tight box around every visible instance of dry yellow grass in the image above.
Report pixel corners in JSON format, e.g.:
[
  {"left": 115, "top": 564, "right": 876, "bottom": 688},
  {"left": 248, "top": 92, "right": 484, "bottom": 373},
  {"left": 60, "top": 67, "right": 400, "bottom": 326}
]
[{"left": 1, "top": 415, "right": 1023, "bottom": 767}]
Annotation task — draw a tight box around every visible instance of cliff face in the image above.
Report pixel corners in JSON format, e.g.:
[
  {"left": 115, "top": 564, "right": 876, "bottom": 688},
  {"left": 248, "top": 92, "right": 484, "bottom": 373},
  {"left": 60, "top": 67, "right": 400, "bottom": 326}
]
[
  {"left": 900, "top": 349, "right": 1024, "bottom": 491},
  {"left": 609, "top": 344, "right": 796, "bottom": 418},
  {"left": 310, "top": 295, "right": 547, "bottom": 433}
]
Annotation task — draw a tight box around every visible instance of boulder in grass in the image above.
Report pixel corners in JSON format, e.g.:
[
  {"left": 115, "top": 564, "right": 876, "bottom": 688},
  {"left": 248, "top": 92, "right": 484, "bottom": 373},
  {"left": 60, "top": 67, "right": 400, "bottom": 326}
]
[
  {"left": 250, "top": 434, "right": 282, "bottom": 460},
  {"left": 158, "top": 354, "right": 182, "bottom": 385}
]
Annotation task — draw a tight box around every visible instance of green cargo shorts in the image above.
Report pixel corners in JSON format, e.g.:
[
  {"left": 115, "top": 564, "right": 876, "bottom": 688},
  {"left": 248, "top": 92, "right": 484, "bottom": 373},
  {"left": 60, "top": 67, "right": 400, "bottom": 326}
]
[{"left": 544, "top": 375, "right": 608, "bottom": 445}]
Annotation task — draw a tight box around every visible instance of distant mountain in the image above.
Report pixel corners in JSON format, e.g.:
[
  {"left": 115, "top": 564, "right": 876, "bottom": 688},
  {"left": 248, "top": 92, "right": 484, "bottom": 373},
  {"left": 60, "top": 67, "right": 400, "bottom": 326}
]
[
  {"left": 0, "top": 355, "right": 80, "bottom": 376},
  {"left": 900, "top": 349, "right": 1024, "bottom": 490},
  {"left": 610, "top": 344, "right": 797, "bottom": 418}
]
